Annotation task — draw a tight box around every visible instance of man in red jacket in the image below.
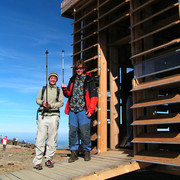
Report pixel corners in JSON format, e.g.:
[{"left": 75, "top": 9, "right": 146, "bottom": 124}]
[
  {"left": 2, "top": 136, "right": 8, "bottom": 151},
  {"left": 61, "top": 60, "right": 98, "bottom": 162}
]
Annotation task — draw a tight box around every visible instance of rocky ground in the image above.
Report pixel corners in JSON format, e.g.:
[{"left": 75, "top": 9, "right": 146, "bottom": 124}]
[{"left": 0, "top": 144, "right": 67, "bottom": 175}]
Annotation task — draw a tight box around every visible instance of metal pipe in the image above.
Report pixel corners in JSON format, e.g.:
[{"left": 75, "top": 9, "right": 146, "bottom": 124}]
[
  {"left": 45, "top": 50, "right": 48, "bottom": 103},
  {"left": 62, "top": 50, "right": 64, "bottom": 84}
]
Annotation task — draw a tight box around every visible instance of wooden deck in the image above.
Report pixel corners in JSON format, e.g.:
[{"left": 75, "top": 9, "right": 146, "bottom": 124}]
[{"left": 0, "top": 149, "right": 149, "bottom": 180}]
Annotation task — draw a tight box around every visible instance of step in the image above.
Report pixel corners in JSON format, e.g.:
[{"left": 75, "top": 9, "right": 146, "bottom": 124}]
[
  {"left": 133, "top": 150, "right": 180, "bottom": 166},
  {"left": 131, "top": 94, "right": 180, "bottom": 108},
  {"left": 132, "top": 132, "right": 180, "bottom": 144},
  {"left": 132, "top": 74, "right": 180, "bottom": 92},
  {"left": 132, "top": 113, "right": 180, "bottom": 125}
]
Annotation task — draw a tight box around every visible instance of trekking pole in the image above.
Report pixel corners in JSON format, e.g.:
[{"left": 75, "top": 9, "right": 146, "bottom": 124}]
[
  {"left": 45, "top": 50, "right": 48, "bottom": 104},
  {"left": 62, "top": 50, "right": 64, "bottom": 84}
]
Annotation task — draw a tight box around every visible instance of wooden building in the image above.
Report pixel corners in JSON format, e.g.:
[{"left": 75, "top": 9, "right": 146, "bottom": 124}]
[{"left": 61, "top": 0, "right": 180, "bottom": 170}]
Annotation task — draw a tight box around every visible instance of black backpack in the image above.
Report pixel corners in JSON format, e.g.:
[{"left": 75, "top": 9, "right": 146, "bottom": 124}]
[
  {"left": 36, "top": 86, "right": 60, "bottom": 120},
  {"left": 41, "top": 86, "right": 60, "bottom": 102}
]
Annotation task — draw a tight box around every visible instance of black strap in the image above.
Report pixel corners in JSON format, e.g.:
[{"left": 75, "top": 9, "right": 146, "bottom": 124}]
[
  {"left": 56, "top": 87, "right": 60, "bottom": 101},
  {"left": 38, "top": 109, "right": 59, "bottom": 113},
  {"left": 36, "top": 108, "right": 59, "bottom": 120},
  {"left": 41, "top": 86, "right": 46, "bottom": 100}
]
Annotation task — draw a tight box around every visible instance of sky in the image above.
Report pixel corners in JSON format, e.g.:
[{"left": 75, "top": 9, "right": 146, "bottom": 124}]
[{"left": 0, "top": 0, "right": 73, "bottom": 140}]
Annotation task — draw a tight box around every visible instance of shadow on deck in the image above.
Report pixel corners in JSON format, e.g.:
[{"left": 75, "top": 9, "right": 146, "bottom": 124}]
[{"left": 0, "top": 149, "right": 149, "bottom": 180}]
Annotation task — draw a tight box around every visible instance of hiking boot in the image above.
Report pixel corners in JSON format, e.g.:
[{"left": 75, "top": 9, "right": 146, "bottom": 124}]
[
  {"left": 125, "top": 142, "right": 133, "bottom": 149},
  {"left": 68, "top": 150, "right": 78, "bottom": 163},
  {"left": 45, "top": 160, "right": 54, "bottom": 168},
  {"left": 34, "top": 164, "right": 43, "bottom": 170},
  {"left": 84, "top": 151, "right": 91, "bottom": 161}
]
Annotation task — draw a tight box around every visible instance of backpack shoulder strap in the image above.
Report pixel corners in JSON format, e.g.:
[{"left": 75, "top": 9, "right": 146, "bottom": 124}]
[
  {"left": 41, "top": 86, "right": 60, "bottom": 101},
  {"left": 56, "top": 87, "right": 60, "bottom": 101},
  {"left": 41, "top": 86, "right": 46, "bottom": 100}
]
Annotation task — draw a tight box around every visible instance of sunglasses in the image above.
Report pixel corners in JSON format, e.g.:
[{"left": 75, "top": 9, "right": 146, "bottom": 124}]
[{"left": 75, "top": 67, "right": 84, "bottom": 70}]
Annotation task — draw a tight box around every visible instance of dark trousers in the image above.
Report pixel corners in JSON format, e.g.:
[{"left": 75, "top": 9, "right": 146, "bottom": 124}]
[
  {"left": 69, "top": 110, "right": 91, "bottom": 151},
  {"left": 3, "top": 145, "right": 6, "bottom": 150}
]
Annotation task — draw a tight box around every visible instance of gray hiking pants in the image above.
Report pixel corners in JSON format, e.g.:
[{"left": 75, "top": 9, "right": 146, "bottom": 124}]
[{"left": 33, "top": 115, "right": 59, "bottom": 165}]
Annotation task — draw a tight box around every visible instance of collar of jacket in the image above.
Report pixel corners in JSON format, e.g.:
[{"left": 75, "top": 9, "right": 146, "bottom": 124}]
[
  {"left": 70, "top": 73, "right": 92, "bottom": 83},
  {"left": 48, "top": 84, "right": 57, "bottom": 88}
]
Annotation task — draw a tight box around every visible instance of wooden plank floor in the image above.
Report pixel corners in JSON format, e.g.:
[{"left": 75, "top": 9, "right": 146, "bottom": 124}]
[{"left": 0, "top": 149, "right": 148, "bottom": 180}]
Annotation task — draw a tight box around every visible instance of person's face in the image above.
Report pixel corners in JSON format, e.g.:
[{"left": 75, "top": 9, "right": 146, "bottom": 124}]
[
  {"left": 49, "top": 75, "right": 57, "bottom": 85},
  {"left": 76, "top": 64, "right": 85, "bottom": 76}
]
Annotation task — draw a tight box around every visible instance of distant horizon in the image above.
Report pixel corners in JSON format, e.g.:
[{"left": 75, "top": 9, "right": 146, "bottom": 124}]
[{"left": 0, "top": 131, "right": 69, "bottom": 149}]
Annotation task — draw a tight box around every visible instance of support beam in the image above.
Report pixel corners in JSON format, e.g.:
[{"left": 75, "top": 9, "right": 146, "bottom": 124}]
[
  {"left": 97, "top": 33, "right": 107, "bottom": 153},
  {"left": 110, "top": 47, "right": 120, "bottom": 149}
]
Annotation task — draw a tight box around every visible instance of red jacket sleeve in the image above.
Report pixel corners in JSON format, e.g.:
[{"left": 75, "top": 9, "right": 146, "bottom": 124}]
[
  {"left": 88, "top": 96, "right": 98, "bottom": 114},
  {"left": 63, "top": 83, "right": 73, "bottom": 98}
]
